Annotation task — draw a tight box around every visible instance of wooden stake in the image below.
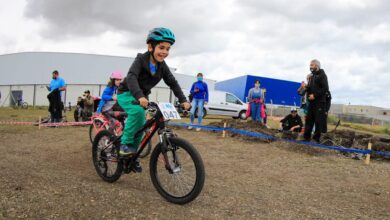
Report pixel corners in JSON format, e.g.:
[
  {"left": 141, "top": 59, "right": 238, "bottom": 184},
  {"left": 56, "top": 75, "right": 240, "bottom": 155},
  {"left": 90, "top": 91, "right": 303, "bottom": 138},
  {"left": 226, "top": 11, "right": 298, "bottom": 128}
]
[
  {"left": 38, "top": 116, "right": 41, "bottom": 130},
  {"left": 365, "top": 142, "right": 372, "bottom": 165},
  {"left": 222, "top": 121, "right": 227, "bottom": 138}
]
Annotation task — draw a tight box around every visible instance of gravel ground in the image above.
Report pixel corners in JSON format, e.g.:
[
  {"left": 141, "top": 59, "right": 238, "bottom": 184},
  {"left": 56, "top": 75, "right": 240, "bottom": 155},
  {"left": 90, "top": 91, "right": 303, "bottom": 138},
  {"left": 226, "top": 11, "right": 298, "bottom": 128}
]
[{"left": 0, "top": 125, "right": 389, "bottom": 219}]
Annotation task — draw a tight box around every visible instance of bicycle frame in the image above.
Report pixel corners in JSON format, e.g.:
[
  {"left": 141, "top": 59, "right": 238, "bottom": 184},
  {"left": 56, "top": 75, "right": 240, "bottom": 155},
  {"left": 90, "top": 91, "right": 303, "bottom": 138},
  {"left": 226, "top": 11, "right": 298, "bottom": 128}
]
[
  {"left": 91, "top": 113, "right": 124, "bottom": 136},
  {"left": 126, "top": 102, "right": 177, "bottom": 172},
  {"left": 91, "top": 115, "right": 110, "bottom": 132},
  {"left": 133, "top": 113, "right": 165, "bottom": 159}
]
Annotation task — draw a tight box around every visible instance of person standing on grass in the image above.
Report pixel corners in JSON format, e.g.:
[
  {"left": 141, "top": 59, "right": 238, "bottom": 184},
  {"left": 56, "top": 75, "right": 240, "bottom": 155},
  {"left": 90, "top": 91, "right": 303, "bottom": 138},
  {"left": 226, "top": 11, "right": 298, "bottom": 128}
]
[
  {"left": 248, "top": 80, "right": 266, "bottom": 123},
  {"left": 304, "top": 59, "right": 329, "bottom": 143},
  {"left": 47, "top": 70, "right": 66, "bottom": 123},
  {"left": 188, "top": 73, "right": 209, "bottom": 131},
  {"left": 298, "top": 73, "right": 312, "bottom": 117}
]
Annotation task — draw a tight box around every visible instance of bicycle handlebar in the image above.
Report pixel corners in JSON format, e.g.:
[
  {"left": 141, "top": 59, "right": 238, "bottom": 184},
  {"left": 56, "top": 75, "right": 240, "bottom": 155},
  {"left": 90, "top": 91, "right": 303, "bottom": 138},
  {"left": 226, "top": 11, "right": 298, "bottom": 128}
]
[{"left": 132, "top": 100, "right": 159, "bottom": 110}]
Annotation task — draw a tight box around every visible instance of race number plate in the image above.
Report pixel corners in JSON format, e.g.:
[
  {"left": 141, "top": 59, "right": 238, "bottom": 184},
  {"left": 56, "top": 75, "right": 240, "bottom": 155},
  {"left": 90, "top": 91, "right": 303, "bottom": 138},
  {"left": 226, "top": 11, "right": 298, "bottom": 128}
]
[{"left": 157, "top": 102, "right": 182, "bottom": 120}]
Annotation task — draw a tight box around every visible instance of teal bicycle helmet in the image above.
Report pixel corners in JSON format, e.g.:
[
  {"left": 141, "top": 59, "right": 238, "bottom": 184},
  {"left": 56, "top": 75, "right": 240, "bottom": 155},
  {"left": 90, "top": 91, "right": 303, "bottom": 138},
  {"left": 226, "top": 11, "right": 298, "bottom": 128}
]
[{"left": 146, "top": 27, "right": 175, "bottom": 45}]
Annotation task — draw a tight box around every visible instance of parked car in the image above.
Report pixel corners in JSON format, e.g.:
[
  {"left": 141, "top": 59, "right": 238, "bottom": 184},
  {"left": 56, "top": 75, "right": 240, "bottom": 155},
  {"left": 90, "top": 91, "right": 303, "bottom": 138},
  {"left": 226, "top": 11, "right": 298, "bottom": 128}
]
[{"left": 176, "top": 90, "right": 248, "bottom": 120}]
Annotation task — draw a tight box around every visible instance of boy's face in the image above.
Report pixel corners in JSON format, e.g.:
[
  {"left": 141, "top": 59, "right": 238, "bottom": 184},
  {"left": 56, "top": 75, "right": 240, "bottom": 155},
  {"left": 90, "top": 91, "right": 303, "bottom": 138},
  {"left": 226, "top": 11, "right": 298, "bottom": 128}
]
[{"left": 149, "top": 42, "right": 171, "bottom": 62}]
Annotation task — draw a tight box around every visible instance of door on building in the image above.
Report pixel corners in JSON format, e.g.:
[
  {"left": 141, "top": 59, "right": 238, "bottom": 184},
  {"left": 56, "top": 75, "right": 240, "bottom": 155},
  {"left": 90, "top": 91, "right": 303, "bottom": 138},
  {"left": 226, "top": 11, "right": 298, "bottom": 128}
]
[{"left": 10, "top": 90, "right": 23, "bottom": 107}]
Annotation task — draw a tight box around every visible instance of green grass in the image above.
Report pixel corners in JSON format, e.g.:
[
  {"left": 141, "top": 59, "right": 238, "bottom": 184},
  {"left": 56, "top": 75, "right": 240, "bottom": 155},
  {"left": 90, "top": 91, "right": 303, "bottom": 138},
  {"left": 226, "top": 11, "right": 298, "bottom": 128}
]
[
  {"left": 0, "top": 107, "right": 74, "bottom": 122},
  {"left": 340, "top": 122, "right": 390, "bottom": 135}
]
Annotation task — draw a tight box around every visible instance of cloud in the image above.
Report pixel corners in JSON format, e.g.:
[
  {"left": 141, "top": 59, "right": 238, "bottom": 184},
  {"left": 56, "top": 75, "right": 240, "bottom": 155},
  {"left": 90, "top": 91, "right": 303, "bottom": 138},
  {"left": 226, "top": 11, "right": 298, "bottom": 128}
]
[{"left": 3, "top": 0, "right": 390, "bottom": 107}]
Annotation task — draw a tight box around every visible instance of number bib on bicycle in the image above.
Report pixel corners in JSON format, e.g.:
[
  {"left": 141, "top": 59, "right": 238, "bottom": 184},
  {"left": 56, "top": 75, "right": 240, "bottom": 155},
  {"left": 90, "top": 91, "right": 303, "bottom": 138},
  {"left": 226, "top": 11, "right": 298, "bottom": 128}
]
[{"left": 157, "top": 102, "right": 181, "bottom": 120}]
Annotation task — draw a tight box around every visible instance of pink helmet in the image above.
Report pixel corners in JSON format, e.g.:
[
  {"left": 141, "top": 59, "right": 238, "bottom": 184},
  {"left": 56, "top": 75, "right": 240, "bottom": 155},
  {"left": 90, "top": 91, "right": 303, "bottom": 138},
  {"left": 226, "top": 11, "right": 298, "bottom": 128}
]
[{"left": 110, "top": 71, "right": 124, "bottom": 80}]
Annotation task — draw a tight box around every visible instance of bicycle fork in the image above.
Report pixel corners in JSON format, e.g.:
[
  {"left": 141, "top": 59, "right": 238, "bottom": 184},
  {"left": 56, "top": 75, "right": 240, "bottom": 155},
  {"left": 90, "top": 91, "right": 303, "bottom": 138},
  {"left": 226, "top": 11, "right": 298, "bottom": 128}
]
[{"left": 159, "top": 129, "right": 181, "bottom": 174}]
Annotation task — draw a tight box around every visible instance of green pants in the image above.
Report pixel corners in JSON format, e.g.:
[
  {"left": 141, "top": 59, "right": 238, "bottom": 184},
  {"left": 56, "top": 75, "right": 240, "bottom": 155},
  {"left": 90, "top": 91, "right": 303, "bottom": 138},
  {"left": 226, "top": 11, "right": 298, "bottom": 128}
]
[{"left": 117, "top": 92, "right": 145, "bottom": 150}]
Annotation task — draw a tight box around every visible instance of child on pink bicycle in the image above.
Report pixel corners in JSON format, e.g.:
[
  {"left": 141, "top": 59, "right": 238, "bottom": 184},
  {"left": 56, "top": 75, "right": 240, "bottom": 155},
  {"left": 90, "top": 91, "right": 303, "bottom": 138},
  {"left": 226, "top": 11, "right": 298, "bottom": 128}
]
[{"left": 96, "top": 71, "right": 124, "bottom": 128}]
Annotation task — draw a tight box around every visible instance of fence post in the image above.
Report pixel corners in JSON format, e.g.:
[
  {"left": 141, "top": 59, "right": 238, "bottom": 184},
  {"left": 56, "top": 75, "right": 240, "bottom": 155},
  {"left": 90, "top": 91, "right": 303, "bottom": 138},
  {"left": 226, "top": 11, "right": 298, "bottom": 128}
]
[
  {"left": 365, "top": 142, "right": 372, "bottom": 165},
  {"left": 222, "top": 121, "right": 227, "bottom": 138},
  {"left": 33, "top": 84, "right": 36, "bottom": 108}
]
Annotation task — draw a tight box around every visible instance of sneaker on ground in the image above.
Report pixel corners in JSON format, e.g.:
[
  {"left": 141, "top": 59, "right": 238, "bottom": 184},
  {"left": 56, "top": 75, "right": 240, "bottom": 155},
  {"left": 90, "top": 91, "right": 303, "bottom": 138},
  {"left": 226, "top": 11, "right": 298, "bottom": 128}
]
[
  {"left": 188, "top": 126, "right": 193, "bottom": 130},
  {"left": 196, "top": 127, "right": 201, "bottom": 131}
]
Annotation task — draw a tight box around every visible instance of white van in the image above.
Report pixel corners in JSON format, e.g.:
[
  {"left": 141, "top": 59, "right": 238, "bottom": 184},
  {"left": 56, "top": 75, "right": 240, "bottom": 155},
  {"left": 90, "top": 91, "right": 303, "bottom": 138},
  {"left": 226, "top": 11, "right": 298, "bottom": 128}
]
[{"left": 177, "top": 90, "right": 248, "bottom": 120}]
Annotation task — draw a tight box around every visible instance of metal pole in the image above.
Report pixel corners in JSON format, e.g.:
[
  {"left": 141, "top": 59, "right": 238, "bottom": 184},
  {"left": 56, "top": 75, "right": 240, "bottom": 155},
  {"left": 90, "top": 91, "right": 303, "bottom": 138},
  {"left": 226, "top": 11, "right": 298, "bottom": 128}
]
[
  {"left": 33, "top": 84, "right": 36, "bottom": 108},
  {"left": 9, "top": 85, "right": 12, "bottom": 107},
  {"left": 99, "top": 84, "right": 102, "bottom": 96},
  {"left": 64, "top": 89, "right": 67, "bottom": 113}
]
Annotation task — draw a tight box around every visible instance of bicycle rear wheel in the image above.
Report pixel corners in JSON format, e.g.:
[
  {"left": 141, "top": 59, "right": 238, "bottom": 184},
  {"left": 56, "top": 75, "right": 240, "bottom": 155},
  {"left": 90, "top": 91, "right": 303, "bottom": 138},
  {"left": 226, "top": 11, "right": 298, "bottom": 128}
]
[
  {"left": 21, "top": 102, "right": 28, "bottom": 109},
  {"left": 149, "top": 137, "right": 205, "bottom": 204},
  {"left": 92, "top": 130, "right": 122, "bottom": 183}
]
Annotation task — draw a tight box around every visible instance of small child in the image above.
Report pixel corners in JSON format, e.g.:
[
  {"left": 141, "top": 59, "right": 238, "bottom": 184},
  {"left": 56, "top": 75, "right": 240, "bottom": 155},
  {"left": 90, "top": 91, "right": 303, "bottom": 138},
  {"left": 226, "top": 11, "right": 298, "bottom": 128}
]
[
  {"left": 96, "top": 71, "right": 124, "bottom": 128},
  {"left": 117, "top": 27, "right": 191, "bottom": 172}
]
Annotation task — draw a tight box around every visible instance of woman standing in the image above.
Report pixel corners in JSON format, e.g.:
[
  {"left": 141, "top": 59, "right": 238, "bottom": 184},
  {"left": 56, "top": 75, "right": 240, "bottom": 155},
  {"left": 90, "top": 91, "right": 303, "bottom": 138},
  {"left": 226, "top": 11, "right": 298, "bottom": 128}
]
[
  {"left": 188, "top": 73, "right": 209, "bottom": 131},
  {"left": 248, "top": 80, "right": 265, "bottom": 123}
]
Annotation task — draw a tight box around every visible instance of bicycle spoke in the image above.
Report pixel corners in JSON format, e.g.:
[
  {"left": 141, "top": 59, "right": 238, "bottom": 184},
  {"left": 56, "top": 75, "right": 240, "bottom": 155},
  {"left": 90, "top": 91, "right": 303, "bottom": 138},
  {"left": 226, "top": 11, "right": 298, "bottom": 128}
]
[{"left": 155, "top": 146, "right": 197, "bottom": 197}]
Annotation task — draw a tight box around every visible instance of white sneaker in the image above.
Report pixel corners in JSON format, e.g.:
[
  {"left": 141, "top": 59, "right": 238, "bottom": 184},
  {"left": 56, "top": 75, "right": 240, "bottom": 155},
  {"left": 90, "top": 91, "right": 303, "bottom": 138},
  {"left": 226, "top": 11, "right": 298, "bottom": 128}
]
[
  {"left": 188, "top": 126, "right": 193, "bottom": 130},
  {"left": 196, "top": 128, "right": 201, "bottom": 131}
]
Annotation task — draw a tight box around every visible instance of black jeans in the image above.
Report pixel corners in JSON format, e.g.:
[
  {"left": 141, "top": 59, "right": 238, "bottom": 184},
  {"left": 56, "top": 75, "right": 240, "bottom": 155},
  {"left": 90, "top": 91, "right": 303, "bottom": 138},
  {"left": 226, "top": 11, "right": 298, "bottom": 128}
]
[
  {"left": 50, "top": 103, "right": 63, "bottom": 123},
  {"left": 304, "top": 101, "right": 326, "bottom": 142},
  {"left": 51, "top": 109, "right": 62, "bottom": 122}
]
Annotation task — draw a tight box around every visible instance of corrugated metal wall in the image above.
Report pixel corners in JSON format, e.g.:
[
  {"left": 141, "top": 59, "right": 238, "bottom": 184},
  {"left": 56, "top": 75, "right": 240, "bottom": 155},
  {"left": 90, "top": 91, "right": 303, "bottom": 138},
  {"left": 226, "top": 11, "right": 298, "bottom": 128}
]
[
  {"left": 215, "top": 75, "right": 247, "bottom": 101},
  {"left": 215, "top": 75, "right": 301, "bottom": 106},
  {"left": 0, "top": 52, "right": 216, "bottom": 107},
  {"left": 0, "top": 84, "right": 173, "bottom": 107}
]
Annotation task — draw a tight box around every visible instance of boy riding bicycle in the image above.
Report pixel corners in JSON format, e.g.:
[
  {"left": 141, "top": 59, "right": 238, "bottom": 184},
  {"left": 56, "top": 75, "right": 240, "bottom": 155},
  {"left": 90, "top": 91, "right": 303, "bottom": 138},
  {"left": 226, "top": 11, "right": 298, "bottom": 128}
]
[{"left": 117, "top": 27, "right": 191, "bottom": 171}]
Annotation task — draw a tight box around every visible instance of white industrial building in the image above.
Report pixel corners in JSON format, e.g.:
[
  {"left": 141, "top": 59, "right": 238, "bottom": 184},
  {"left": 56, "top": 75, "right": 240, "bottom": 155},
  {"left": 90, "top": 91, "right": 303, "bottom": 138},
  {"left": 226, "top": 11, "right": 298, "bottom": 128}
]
[{"left": 0, "top": 52, "right": 215, "bottom": 107}]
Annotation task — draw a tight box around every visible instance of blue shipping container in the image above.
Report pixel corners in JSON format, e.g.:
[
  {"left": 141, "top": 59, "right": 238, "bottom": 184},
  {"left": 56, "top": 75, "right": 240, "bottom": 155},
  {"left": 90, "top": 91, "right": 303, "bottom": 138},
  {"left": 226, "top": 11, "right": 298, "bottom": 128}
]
[{"left": 215, "top": 75, "right": 301, "bottom": 106}]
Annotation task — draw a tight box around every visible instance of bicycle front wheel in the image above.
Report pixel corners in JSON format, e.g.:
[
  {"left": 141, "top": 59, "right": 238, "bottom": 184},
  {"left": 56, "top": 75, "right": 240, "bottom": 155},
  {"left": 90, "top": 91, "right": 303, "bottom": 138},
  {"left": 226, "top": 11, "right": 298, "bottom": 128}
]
[{"left": 149, "top": 137, "right": 205, "bottom": 204}]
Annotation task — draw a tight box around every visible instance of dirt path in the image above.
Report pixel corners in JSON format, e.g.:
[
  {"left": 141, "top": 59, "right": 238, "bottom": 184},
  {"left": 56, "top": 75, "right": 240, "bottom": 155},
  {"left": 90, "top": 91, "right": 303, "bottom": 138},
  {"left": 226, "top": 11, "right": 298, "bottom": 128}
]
[{"left": 0, "top": 125, "right": 389, "bottom": 219}]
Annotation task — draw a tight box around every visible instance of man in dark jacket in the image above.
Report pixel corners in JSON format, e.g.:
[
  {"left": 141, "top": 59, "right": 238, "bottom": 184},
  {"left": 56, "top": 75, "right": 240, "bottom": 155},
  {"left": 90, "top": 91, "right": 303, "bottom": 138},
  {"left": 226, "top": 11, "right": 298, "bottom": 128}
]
[
  {"left": 47, "top": 70, "right": 66, "bottom": 123},
  {"left": 304, "top": 59, "right": 329, "bottom": 142},
  {"left": 280, "top": 108, "right": 303, "bottom": 132}
]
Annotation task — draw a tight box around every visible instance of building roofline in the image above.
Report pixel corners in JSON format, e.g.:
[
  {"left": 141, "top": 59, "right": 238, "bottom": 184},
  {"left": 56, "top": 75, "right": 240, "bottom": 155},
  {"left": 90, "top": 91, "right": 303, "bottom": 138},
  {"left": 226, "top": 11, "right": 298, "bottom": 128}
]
[
  {"left": 0, "top": 51, "right": 133, "bottom": 59},
  {"left": 217, "top": 74, "right": 300, "bottom": 84}
]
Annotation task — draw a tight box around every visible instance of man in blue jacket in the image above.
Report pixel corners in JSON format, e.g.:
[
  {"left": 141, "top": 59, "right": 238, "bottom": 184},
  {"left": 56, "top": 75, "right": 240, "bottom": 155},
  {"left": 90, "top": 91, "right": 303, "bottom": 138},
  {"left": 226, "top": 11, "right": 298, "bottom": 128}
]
[
  {"left": 188, "top": 73, "right": 209, "bottom": 131},
  {"left": 47, "top": 70, "right": 66, "bottom": 123}
]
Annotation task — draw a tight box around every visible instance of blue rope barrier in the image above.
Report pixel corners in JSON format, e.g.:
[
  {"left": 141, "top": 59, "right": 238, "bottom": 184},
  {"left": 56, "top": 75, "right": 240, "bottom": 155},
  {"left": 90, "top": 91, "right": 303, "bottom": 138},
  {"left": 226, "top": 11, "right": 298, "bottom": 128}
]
[
  {"left": 168, "top": 122, "right": 390, "bottom": 157},
  {"left": 373, "top": 151, "right": 390, "bottom": 157},
  {"left": 225, "top": 127, "right": 276, "bottom": 140}
]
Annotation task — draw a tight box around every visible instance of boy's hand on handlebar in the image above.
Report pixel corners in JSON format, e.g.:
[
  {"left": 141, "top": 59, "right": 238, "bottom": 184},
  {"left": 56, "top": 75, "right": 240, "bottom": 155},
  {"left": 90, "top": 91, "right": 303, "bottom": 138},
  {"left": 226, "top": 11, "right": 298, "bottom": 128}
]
[
  {"left": 182, "top": 102, "right": 191, "bottom": 110},
  {"left": 139, "top": 97, "right": 149, "bottom": 108}
]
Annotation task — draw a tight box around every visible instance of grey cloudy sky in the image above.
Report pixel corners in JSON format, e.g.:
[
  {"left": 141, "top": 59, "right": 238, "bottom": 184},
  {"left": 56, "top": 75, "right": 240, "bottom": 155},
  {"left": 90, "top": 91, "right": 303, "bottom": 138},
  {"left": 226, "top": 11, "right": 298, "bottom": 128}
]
[{"left": 0, "top": 0, "right": 389, "bottom": 107}]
